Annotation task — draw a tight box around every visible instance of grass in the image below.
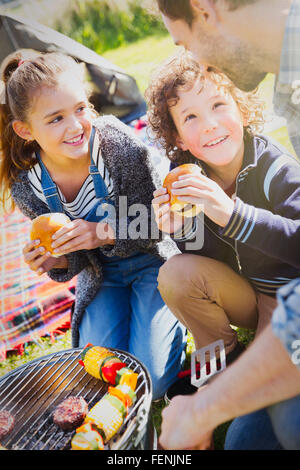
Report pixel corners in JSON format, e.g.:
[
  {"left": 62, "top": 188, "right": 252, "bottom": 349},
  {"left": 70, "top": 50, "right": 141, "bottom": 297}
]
[
  {"left": 0, "top": 33, "right": 295, "bottom": 449},
  {"left": 0, "top": 331, "right": 72, "bottom": 378},
  {"left": 55, "top": 0, "right": 167, "bottom": 55}
]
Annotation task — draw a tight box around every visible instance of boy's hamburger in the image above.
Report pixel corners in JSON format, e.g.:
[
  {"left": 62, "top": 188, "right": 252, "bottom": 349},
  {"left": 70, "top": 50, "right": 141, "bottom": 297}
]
[{"left": 163, "top": 163, "right": 203, "bottom": 217}]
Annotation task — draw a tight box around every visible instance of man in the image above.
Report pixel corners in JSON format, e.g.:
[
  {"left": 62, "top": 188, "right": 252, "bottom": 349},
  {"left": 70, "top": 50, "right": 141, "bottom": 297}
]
[
  {"left": 153, "top": 0, "right": 300, "bottom": 450},
  {"left": 156, "top": 0, "right": 300, "bottom": 156}
]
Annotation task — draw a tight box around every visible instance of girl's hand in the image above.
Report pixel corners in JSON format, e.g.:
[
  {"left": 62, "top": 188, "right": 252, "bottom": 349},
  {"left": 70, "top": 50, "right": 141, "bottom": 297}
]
[
  {"left": 50, "top": 219, "right": 115, "bottom": 255},
  {"left": 171, "top": 173, "right": 235, "bottom": 227},
  {"left": 23, "top": 240, "right": 68, "bottom": 276},
  {"left": 152, "top": 187, "right": 185, "bottom": 234}
]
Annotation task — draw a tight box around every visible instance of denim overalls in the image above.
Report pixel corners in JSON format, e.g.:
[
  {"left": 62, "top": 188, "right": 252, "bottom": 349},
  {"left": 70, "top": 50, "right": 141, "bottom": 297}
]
[{"left": 36, "top": 126, "right": 186, "bottom": 399}]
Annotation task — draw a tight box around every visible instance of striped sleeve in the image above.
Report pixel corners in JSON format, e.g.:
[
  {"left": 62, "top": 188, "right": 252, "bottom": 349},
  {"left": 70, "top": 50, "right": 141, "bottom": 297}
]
[
  {"left": 219, "top": 147, "right": 300, "bottom": 268},
  {"left": 221, "top": 198, "right": 258, "bottom": 243},
  {"left": 219, "top": 196, "right": 300, "bottom": 268}
]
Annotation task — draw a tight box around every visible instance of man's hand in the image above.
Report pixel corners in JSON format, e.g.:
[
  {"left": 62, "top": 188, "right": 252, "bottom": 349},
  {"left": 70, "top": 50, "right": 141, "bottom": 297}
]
[{"left": 159, "top": 391, "right": 214, "bottom": 450}]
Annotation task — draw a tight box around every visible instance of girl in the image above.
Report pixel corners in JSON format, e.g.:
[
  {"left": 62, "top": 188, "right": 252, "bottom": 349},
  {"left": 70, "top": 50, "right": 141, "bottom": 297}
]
[
  {"left": 145, "top": 51, "right": 300, "bottom": 400},
  {"left": 0, "top": 50, "right": 186, "bottom": 400}
]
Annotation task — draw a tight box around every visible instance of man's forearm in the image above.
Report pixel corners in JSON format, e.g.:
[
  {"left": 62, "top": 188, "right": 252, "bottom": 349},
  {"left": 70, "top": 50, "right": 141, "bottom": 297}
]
[{"left": 196, "top": 324, "right": 300, "bottom": 429}]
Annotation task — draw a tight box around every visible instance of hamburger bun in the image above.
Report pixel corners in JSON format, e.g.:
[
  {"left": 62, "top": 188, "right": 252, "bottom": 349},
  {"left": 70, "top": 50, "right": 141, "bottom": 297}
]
[
  {"left": 30, "top": 213, "right": 71, "bottom": 257},
  {"left": 163, "top": 163, "right": 203, "bottom": 218}
]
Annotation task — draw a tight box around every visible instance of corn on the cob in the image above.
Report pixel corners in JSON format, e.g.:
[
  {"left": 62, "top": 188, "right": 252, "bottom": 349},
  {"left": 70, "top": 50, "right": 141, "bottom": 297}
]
[
  {"left": 79, "top": 344, "right": 121, "bottom": 380},
  {"left": 85, "top": 395, "right": 125, "bottom": 442},
  {"left": 79, "top": 343, "right": 138, "bottom": 388},
  {"left": 71, "top": 383, "right": 137, "bottom": 449}
]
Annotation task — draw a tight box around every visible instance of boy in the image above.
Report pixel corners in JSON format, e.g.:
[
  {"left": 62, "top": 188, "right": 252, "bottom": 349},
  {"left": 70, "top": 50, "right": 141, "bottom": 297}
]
[{"left": 145, "top": 51, "right": 300, "bottom": 400}]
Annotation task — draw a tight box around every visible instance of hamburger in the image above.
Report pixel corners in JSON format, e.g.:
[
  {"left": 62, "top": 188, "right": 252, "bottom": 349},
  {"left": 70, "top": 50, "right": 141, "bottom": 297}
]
[
  {"left": 163, "top": 163, "right": 203, "bottom": 217},
  {"left": 0, "top": 410, "right": 14, "bottom": 441},
  {"left": 53, "top": 396, "right": 88, "bottom": 431},
  {"left": 30, "top": 213, "right": 71, "bottom": 257}
]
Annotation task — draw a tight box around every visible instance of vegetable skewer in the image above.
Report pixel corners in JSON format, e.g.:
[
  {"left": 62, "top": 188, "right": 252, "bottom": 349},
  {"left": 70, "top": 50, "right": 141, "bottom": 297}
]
[
  {"left": 79, "top": 343, "right": 138, "bottom": 389},
  {"left": 71, "top": 383, "right": 137, "bottom": 450}
]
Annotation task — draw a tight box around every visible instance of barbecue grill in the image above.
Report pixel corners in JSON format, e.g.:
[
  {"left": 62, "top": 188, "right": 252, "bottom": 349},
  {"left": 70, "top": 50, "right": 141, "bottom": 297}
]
[{"left": 0, "top": 348, "right": 156, "bottom": 450}]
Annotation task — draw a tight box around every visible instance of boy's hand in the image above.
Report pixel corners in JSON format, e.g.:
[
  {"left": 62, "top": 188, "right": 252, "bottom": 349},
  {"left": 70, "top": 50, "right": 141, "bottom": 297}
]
[
  {"left": 152, "top": 187, "right": 185, "bottom": 234},
  {"left": 23, "top": 240, "right": 68, "bottom": 276},
  {"left": 50, "top": 219, "right": 115, "bottom": 255},
  {"left": 171, "top": 173, "right": 235, "bottom": 227}
]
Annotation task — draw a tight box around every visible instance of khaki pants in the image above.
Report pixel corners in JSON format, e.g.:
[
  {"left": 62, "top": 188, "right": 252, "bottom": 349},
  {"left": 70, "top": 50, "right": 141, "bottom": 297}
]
[{"left": 157, "top": 254, "right": 278, "bottom": 354}]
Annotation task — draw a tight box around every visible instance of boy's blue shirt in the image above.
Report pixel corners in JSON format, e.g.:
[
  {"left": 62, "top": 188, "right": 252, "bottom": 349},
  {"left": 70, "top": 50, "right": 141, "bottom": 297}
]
[{"left": 170, "top": 133, "right": 300, "bottom": 297}]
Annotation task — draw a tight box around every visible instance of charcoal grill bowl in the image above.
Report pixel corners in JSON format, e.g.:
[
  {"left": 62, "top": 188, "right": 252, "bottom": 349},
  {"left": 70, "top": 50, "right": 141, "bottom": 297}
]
[{"left": 0, "top": 347, "right": 156, "bottom": 450}]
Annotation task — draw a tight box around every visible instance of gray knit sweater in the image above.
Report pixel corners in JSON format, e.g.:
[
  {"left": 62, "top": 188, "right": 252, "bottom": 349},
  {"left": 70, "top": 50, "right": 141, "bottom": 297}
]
[{"left": 11, "top": 115, "right": 178, "bottom": 347}]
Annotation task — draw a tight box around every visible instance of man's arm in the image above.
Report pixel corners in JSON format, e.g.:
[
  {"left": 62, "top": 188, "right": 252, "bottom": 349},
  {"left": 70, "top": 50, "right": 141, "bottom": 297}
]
[{"left": 159, "top": 324, "right": 300, "bottom": 450}]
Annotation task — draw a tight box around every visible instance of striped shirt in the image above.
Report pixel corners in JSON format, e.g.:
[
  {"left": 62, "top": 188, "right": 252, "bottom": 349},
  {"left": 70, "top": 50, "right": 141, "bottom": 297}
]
[{"left": 27, "top": 130, "right": 114, "bottom": 219}]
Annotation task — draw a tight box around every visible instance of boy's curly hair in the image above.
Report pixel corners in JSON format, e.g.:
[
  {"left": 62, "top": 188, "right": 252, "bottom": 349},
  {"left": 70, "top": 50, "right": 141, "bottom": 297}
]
[{"left": 145, "top": 50, "right": 265, "bottom": 164}]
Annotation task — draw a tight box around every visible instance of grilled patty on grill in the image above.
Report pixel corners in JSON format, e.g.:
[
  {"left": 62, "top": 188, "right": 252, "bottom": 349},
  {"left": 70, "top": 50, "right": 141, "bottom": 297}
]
[
  {"left": 53, "top": 396, "right": 88, "bottom": 431},
  {"left": 0, "top": 410, "right": 15, "bottom": 440}
]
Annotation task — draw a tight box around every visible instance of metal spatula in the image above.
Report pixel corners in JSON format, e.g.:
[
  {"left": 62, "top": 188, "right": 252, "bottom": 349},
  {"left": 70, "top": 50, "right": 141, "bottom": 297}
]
[{"left": 191, "top": 339, "right": 226, "bottom": 388}]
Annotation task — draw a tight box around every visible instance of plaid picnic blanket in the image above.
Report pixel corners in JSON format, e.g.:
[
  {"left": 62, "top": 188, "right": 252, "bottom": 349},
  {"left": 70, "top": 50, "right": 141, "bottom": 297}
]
[{"left": 0, "top": 209, "right": 76, "bottom": 360}]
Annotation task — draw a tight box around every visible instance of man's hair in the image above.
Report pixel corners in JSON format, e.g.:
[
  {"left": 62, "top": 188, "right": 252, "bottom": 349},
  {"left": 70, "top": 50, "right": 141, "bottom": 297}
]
[
  {"left": 145, "top": 50, "right": 264, "bottom": 165},
  {"left": 156, "top": 0, "right": 259, "bottom": 24},
  {"left": 156, "top": 0, "right": 195, "bottom": 25}
]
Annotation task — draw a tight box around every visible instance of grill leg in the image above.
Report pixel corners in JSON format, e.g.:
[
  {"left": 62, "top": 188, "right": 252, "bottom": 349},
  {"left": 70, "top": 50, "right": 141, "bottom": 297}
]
[{"left": 135, "top": 409, "right": 157, "bottom": 450}]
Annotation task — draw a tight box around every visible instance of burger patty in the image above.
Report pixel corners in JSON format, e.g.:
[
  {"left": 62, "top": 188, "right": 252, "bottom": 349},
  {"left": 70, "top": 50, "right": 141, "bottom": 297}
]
[
  {"left": 53, "top": 396, "right": 88, "bottom": 431},
  {"left": 0, "top": 410, "right": 15, "bottom": 440}
]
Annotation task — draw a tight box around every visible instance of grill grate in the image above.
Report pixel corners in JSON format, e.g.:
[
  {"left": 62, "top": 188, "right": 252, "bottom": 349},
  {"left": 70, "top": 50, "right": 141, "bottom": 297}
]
[{"left": 0, "top": 348, "right": 152, "bottom": 450}]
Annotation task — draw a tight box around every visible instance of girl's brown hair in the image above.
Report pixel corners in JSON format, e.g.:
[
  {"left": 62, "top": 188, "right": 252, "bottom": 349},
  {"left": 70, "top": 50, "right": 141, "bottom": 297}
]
[
  {"left": 145, "top": 50, "right": 265, "bottom": 165},
  {"left": 0, "top": 50, "right": 93, "bottom": 211}
]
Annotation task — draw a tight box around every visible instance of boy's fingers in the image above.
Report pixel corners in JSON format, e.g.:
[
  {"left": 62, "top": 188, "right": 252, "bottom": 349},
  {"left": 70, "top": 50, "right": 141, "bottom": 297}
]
[
  {"left": 171, "top": 187, "right": 196, "bottom": 198},
  {"left": 152, "top": 194, "right": 170, "bottom": 209},
  {"left": 171, "top": 186, "right": 209, "bottom": 198},
  {"left": 177, "top": 173, "right": 207, "bottom": 182},
  {"left": 173, "top": 176, "right": 214, "bottom": 191},
  {"left": 153, "top": 187, "right": 168, "bottom": 198},
  {"left": 156, "top": 202, "right": 171, "bottom": 218}
]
